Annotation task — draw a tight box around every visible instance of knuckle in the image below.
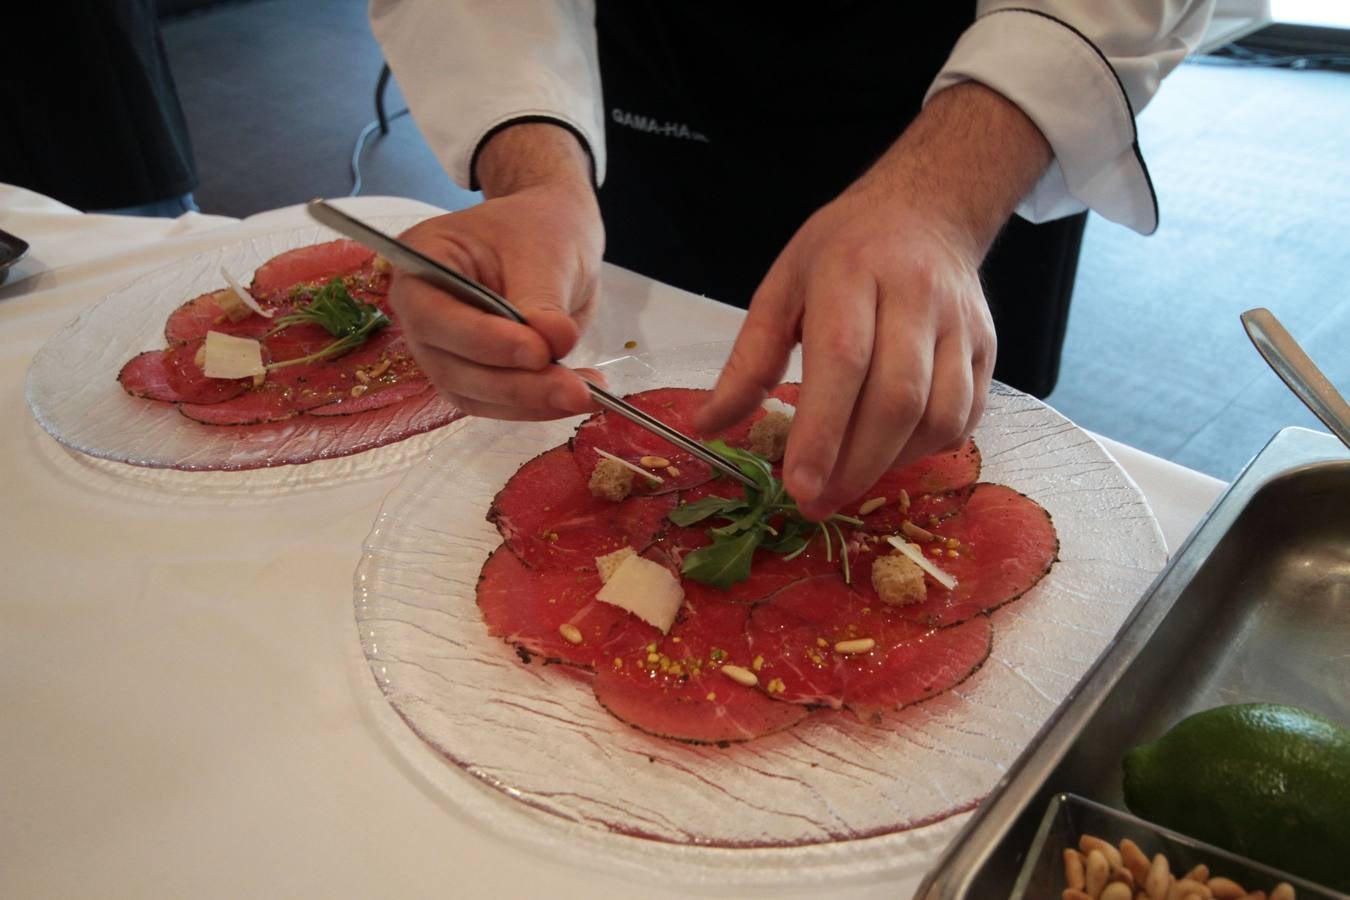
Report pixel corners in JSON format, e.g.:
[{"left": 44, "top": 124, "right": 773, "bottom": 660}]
[{"left": 873, "top": 382, "right": 926, "bottom": 425}]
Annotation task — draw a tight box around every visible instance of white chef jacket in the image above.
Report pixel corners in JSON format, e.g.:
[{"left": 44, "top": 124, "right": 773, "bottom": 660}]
[{"left": 370, "top": 1, "right": 1215, "bottom": 235}]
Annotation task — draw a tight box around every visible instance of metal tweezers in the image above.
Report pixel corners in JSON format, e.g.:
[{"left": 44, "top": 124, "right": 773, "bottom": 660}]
[{"left": 306, "top": 199, "right": 756, "bottom": 489}]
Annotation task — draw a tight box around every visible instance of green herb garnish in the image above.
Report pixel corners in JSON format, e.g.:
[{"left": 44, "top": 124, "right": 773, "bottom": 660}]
[
  {"left": 671, "top": 440, "right": 862, "bottom": 590},
  {"left": 265, "top": 278, "right": 389, "bottom": 370}
]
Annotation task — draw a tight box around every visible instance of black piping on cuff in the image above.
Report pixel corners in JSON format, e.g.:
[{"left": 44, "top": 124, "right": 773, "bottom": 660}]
[
  {"left": 993, "top": 7, "right": 1160, "bottom": 234},
  {"left": 467, "top": 115, "right": 599, "bottom": 193}
]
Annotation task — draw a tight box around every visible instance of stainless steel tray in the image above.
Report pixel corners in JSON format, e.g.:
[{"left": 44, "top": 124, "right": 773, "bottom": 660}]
[{"left": 916, "top": 426, "right": 1350, "bottom": 897}]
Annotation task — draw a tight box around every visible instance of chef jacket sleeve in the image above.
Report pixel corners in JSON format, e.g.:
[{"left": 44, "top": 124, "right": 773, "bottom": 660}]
[
  {"left": 368, "top": 0, "right": 604, "bottom": 191},
  {"left": 926, "top": 2, "right": 1216, "bottom": 234}
]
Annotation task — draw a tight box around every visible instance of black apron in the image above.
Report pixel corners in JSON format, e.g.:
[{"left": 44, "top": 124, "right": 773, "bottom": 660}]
[
  {"left": 1, "top": 0, "right": 197, "bottom": 211},
  {"left": 594, "top": 2, "right": 1085, "bottom": 398}
]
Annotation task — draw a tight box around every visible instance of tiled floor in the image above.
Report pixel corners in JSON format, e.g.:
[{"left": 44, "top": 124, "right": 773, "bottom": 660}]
[{"left": 161, "top": 1, "right": 1350, "bottom": 481}]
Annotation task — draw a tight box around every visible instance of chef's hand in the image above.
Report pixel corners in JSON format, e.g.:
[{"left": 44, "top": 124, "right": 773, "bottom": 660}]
[
  {"left": 697, "top": 83, "right": 1052, "bottom": 519},
  {"left": 388, "top": 123, "right": 604, "bottom": 420}
]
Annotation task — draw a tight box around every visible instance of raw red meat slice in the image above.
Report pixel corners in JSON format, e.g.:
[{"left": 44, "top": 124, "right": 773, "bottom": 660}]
[
  {"left": 306, "top": 376, "right": 432, "bottom": 417},
  {"left": 747, "top": 578, "right": 992, "bottom": 716},
  {"left": 118, "top": 341, "right": 252, "bottom": 405},
  {"left": 488, "top": 444, "right": 677, "bottom": 570},
  {"left": 653, "top": 512, "right": 845, "bottom": 606},
  {"left": 571, "top": 387, "right": 716, "bottom": 493},
  {"left": 249, "top": 238, "right": 374, "bottom": 301},
  {"left": 849, "top": 483, "right": 1058, "bottom": 626},
  {"left": 178, "top": 329, "right": 408, "bottom": 425},
  {"left": 475, "top": 545, "right": 652, "bottom": 668},
  {"left": 163, "top": 290, "right": 280, "bottom": 345},
  {"left": 843, "top": 439, "right": 981, "bottom": 530},
  {"left": 592, "top": 596, "right": 810, "bottom": 744},
  {"left": 118, "top": 350, "right": 182, "bottom": 402}
]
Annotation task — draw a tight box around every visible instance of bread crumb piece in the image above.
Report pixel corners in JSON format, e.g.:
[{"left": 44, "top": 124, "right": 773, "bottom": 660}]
[
  {"left": 871, "top": 552, "right": 927, "bottom": 606},
  {"left": 747, "top": 411, "right": 792, "bottom": 461},
  {"left": 595, "top": 546, "right": 637, "bottom": 583},
  {"left": 588, "top": 457, "right": 635, "bottom": 501}
]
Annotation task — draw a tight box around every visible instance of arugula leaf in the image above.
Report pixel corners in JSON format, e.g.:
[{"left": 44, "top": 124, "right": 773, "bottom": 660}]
[
  {"left": 668, "top": 494, "right": 747, "bottom": 527},
  {"left": 666, "top": 440, "right": 865, "bottom": 590},
  {"left": 679, "top": 528, "right": 763, "bottom": 590},
  {"left": 265, "top": 278, "right": 389, "bottom": 370}
]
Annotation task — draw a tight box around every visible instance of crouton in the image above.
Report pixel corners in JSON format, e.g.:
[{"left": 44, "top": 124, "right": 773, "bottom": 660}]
[
  {"left": 588, "top": 457, "right": 635, "bottom": 501},
  {"left": 747, "top": 410, "right": 792, "bottom": 461},
  {"left": 871, "top": 551, "right": 927, "bottom": 606}
]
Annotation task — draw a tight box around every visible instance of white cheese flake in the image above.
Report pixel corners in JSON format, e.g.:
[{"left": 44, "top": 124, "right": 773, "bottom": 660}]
[
  {"left": 761, "top": 397, "right": 796, "bottom": 418},
  {"left": 885, "top": 536, "right": 958, "bottom": 590},
  {"left": 202, "top": 330, "right": 265, "bottom": 380},
  {"left": 595, "top": 555, "right": 684, "bottom": 633},
  {"left": 220, "top": 266, "right": 274, "bottom": 318}
]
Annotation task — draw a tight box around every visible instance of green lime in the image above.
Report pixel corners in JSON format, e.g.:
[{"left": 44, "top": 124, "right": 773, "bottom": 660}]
[{"left": 1123, "top": 703, "right": 1350, "bottom": 890}]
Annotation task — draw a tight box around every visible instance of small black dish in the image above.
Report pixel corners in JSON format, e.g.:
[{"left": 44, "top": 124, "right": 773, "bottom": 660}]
[{"left": 0, "top": 226, "right": 30, "bottom": 285}]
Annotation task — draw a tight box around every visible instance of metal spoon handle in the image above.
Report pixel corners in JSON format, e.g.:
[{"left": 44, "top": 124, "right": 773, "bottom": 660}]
[{"left": 1241, "top": 307, "right": 1350, "bottom": 449}]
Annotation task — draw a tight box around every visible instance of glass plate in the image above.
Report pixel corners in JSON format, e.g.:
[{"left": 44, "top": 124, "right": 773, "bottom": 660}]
[
  {"left": 24, "top": 216, "right": 458, "bottom": 475},
  {"left": 354, "top": 343, "right": 1168, "bottom": 883}
]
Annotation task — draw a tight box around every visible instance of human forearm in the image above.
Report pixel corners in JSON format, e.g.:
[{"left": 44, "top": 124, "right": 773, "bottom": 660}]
[
  {"left": 850, "top": 80, "right": 1051, "bottom": 261},
  {"left": 474, "top": 122, "right": 596, "bottom": 200}
]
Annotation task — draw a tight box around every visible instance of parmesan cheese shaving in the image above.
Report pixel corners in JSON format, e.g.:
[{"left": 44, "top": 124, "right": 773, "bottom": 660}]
[
  {"left": 886, "top": 536, "right": 958, "bottom": 590},
  {"left": 202, "top": 331, "right": 265, "bottom": 379},
  {"left": 595, "top": 447, "right": 663, "bottom": 484},
  {"left": 761, "top": 397, "right": 796, "bottom": 418},
  {"left": 595, "top": 554, "right": 684, "bottom": 633},
  {"left": 220, "top": 266, "right": 274, "bottom": 319}
]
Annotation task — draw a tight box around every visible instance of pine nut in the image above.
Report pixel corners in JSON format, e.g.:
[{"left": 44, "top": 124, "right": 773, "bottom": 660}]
[
  {"left": 1183, "top": 865, "right": 1209, "bottom": 884},
  {"left": 720, "top": 664, "right": 757, "bottom": 687},
  {"left": 858, "top": 496, "right": 886, "bottom": 516},
  {"left": 1085, "top": 849, "right": 1109, "bottom": 897},
  {"left": 1146, "top": 854, "right": 1170, "bottom": 900},
  {"left": 558, "top": 623, "right": 583, "bottom": 645},
  {"left": 639, "top": 455, "right": 670, "bottom": 468},
  {"left": 1207, "top": 879, "right": 1245, "bottom": 900},
  {"left": 901, "top": 520, "right": 935, "bottom": 542},
  {"left": 833, "top": 638, "right": 875, "bottom": 654},
  {"left": 350, "top": 384, "right": 368, "bottom": 398},
  {"left": 370, "top": 357, "right": 392, "bottom": 378},
  {"left": 1063, "top": 849, "right": 1086, "bottom": 891},
  {"left": 1111, "top": 865, "right": 1135, "bottom": 889},
  {"left": 1121, "top": 839, "right": 1151, "bottom": 885},
  {"left": 1270, "top": 885, "right": 1294, "bottom": 900},
  {"left": 666, "top": 466, "right": 680, "bottom": 477},
  {"left": 1102, "top": 883, "right": 1132, "bottom": 900},
  {"left": 1080, "top": 835, "right": 1123, "bottom": 870},
  {"left": 355, "top": 368, "right": 371, "bottom": 383}
]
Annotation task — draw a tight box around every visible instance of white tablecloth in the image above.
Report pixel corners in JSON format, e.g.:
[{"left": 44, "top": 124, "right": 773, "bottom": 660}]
[{"left": 0, "top": 189, "right": 1226, "bottom": 899}]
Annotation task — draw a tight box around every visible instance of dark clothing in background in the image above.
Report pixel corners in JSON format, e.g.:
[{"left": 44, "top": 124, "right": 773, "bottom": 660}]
[
  {"left": 1, "top": 0, "right": 197, "bottom": 211},
  {"left": 593, "top": 1, "right": 1084, "bottom": 397}
]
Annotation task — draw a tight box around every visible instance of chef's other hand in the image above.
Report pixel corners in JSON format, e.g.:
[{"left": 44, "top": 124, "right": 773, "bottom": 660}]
[
  {"left": 389, "top": 123, "right": 604, "bottom": 420},
  {"left": 697, "top": 83, "right": 1052, "bottom": 519}
]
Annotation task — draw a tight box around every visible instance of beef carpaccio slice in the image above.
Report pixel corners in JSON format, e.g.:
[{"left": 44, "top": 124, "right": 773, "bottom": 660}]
[
  {"left": 850, "top": 483, "right": 1058, "bottom": 627},
  {"left": 163, "top": 290, "right": 281, "bottom": 345},
  {"left": 488, "top": 444, "right": 677, "bottom": 570},
  {"left": 475, "top": 545, "right": 651, "bottom": 668},
  {"left": 248, "top": 238, "right": 377, "bottom": 302},
  {"left": 592, "top": 596, "right": 810, "bottom": 744},
  {"left": 178, "top": 329, "right": 410, "bottom": 425},
  {"left": 746, "top": 578, "right": 993, "bottom": 716},
  {"left": 305, "top": 375, "right": 431, "bottom": 416},
  {"left": 118, "top": 340, "right": 252, "bottom": 405},
  {"left": 571, "top": 387, "right": 717, "bottom": 493},
  {"left": 843, "top": 439, "right": 982, "bottom": 531}
]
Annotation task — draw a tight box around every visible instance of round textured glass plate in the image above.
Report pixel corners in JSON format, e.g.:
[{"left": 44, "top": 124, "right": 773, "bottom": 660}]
[
  {"left": 25, "top": 216, "right": 459, "bottom": 477},
  {"left": 354, "top": 343, "right": 1167, "bottom": 884}
]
